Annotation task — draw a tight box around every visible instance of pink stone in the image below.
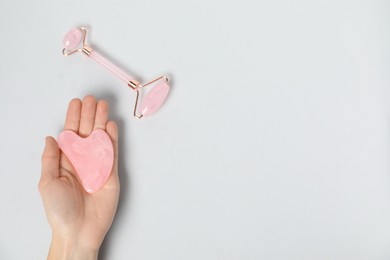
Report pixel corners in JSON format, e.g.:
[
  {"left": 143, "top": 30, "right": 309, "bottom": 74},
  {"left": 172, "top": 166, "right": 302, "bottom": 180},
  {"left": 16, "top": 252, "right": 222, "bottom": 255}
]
[
  {"left": 63, "top": 28, "right": 83, "bottom": 50},
  {"left": 58, "top": 129, "right": 114, "bottom": 193},
  {"left": 140, "top": 81, "right": 170, "bottom": 116}
]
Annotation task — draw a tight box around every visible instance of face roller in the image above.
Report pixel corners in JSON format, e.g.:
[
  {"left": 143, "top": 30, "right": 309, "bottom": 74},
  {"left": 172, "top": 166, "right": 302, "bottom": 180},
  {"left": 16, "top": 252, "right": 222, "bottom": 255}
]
[{"left": 62, "top": 27, "right": 170, "bottom": 118}]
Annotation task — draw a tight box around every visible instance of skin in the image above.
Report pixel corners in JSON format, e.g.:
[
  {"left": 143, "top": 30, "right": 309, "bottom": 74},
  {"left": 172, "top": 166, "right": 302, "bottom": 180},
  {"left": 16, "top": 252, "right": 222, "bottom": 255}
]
[{"left": 39, "top": 96, "right": 120, "bottom": 260}]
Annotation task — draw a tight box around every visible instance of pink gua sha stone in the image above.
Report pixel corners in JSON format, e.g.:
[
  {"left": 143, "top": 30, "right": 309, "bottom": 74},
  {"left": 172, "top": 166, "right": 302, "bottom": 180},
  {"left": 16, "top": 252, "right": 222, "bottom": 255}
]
[
  {"left": 58, "top": 129, "right": 114, "bottom": 193},
  {"left": 139, "top": 81, "right": 170, "bottom": 117}
]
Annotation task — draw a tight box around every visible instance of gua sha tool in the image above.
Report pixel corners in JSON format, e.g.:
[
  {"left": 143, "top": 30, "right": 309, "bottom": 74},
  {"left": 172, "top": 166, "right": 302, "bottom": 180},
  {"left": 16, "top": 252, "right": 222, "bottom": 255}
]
[
  {"left": 62, "top": 27, "right": 170, "bottom": 118},
  {"left": 58, "top": 129, "right": 114, "bottom": 193}
]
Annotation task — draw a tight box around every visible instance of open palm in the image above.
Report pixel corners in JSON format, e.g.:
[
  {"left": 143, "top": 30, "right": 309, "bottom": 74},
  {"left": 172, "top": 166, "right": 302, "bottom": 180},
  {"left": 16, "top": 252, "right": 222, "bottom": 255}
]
[{"left": 39, "top": 96, "right": 120, "bottom": 257}]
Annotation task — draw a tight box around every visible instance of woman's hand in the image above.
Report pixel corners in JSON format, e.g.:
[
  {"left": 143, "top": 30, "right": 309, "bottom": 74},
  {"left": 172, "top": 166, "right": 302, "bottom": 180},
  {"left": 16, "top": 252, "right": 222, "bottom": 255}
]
[{"left": 39, "top": 96, "right": 120, "bottom": 260}]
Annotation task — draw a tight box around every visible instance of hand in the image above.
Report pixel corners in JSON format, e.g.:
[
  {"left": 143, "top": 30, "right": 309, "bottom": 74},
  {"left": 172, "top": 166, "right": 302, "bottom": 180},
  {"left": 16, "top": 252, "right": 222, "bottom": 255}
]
[{"left": 39, "top": 96, "right": 120, "bottom": 260}]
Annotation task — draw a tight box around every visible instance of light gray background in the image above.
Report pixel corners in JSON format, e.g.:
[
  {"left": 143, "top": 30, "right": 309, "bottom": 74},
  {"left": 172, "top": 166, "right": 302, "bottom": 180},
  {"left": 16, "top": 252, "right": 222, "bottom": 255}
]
[{"left": 0, "top": 0, "right": 389, "bottom": 259}]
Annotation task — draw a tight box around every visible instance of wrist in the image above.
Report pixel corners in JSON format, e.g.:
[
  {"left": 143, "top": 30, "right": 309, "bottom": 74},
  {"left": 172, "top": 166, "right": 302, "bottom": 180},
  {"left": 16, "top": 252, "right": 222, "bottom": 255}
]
[{"left": 48, "top": 233, "right": 99, "bottom": 260}]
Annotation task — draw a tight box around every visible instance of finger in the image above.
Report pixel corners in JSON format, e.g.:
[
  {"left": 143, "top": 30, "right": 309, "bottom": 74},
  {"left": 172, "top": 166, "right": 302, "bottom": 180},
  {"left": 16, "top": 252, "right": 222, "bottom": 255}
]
[
  {"left": 94, "top": 100, "right": 109, "bottom": 130},
  {"left": 106, "top": 121, "right": 119, "bottom": 173},
  {"left": 39, "top": 137, "right": 60, "bottom": 190},
  {"left": 79, "top": 95, "right": 97, "bottom": 137},
  {"left": 64, "top": 98, "right": 81, "bottom": 133}
]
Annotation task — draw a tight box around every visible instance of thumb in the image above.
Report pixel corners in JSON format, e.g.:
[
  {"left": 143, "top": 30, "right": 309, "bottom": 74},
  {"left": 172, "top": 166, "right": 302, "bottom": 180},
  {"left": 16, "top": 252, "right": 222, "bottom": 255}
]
[{"left": 39, "top": 136, "right": 60, "bottom": 190}]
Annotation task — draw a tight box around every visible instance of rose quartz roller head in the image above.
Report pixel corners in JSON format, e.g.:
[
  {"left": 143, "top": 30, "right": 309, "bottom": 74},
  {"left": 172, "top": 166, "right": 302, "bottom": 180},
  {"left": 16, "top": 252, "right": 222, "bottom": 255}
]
[{"left": 62, "top": 27, "right": 170, "bottom": 118}]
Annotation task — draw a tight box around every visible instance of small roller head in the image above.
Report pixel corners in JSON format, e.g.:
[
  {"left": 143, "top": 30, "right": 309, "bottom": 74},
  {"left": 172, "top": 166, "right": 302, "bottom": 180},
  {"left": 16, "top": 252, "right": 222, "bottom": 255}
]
[{"left": 63, "top": 28, "right": 83, "bottom": 51}]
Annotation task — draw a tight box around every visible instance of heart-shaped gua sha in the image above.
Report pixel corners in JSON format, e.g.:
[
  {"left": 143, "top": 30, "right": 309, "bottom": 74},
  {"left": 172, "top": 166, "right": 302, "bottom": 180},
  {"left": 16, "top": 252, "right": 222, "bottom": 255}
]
[{"left": 58, "top": 129, "right": 114, "bottom": 193}]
